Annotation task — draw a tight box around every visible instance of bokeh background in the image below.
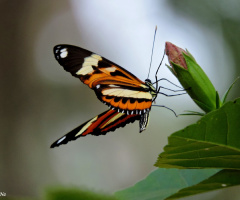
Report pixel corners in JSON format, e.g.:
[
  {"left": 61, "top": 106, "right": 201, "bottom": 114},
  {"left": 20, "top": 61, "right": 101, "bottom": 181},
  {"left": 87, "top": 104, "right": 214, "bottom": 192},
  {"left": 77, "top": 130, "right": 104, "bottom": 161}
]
[{"left": 1, "top": 0, "right": 240, "bottom": 199}]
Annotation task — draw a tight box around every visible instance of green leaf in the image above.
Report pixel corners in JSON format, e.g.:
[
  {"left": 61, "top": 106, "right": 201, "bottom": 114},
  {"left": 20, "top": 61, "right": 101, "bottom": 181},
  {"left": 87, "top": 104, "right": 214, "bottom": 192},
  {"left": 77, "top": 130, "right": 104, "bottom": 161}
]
[
  {"left": 216, "top": 91, "right": 221, "bottom": 109},
  {"left": 166, "top": 64, "right": 175, "bottom": 75},
  {"left": 45, "top": 187, "right": 116, "bottom": 200},
  {"left": 179, "top": 110, "right": 205, "bottom": 116},
  {"left": 155, "top": 98, "right": 240, "bottom": 169},
  {"left": 221, "top": 76, "right": 240, "bottom": 104},
  {"left": 192, "top": 98, "right": 213, "bottom": 113},
  {"left": 166, "top": 169, "right": 240, "bottom": 200},
  {"left": 115, "top": 168, "right": 220, "bottom": 200},
  {"left": 185, "top": 49, "right": 196, "bottom": 62}
]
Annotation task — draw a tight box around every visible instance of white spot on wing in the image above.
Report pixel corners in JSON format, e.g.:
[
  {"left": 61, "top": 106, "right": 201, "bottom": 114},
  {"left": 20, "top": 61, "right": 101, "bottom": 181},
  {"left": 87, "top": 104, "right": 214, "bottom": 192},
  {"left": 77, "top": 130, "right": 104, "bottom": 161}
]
[
  {"left": 96, "top": 84, "right": 100, "bottom": 89},
  {"left": 83, "top": 54, "right": 102, "bottom": 67},
  {"left": 76, "top": 65, "right": 94, "bottom": 75},
  {"left": 76, "top": 53, "right": 102, "bottom": 75},
  {"left": 60, "top": 48, "right": 68, "bottom": 58},
  {"left": 109, "top": 84, "right": 120, "bottom": 87},
  {"left": 91, "top": 54, "right": 102, "bottom": 60},
  {"left": 57, "top": 136, "right": 66, "bottom": 144},
  {"left": 104, "top": 66, "right": 117, "bottom": 72}
]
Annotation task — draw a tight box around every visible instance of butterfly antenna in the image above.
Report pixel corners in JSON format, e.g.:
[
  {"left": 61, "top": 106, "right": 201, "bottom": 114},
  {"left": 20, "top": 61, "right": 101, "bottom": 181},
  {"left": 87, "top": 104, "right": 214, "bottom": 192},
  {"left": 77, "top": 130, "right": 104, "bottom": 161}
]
[
  {"left": 154, "top": 49, "right": 165, "bottom": 94},
  {"left": 155, "top": 49, "right": 165, "bottom": 83},
  {"left": 147, "top": 26, "right": 157, "bottom": 79}
]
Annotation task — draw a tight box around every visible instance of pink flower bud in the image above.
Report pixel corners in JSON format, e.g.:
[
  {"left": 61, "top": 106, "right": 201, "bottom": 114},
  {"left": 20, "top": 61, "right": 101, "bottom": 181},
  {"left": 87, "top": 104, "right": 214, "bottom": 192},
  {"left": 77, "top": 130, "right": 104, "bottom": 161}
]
[
  {"left": 165, "top": 42, "right": 188, "bottom": 70},
  {"left": 165, "top": 42, "right": 218, "bottom": 113}
]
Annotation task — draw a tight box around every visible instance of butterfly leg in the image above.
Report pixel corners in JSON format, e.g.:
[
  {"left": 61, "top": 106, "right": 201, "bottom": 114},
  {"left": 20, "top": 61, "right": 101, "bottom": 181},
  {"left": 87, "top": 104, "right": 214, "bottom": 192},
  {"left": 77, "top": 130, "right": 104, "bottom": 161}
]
[
  {"left": 158, "top": 92, "right": 186, "bottom": 97},
  {"left": 152, "top": 105, "right": 178, "bottom": 117}
]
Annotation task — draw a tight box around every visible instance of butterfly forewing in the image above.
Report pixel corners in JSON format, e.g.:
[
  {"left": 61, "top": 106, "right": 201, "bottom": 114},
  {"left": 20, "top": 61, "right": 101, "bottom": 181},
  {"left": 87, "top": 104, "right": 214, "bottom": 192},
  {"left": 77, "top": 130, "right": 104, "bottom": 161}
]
[
  {"left": 51, "top": 109, "right": 140, "bottom": 148},
  {"left": 54, "top": 45, "right": 153, "bottom": 113}
]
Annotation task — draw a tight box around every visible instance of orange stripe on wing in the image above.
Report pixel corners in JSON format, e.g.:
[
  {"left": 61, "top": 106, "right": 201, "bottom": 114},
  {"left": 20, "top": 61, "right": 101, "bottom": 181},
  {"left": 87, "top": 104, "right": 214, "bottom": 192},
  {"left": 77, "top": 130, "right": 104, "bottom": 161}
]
[
  {"left": 101, "top": 113, "right": 139, "bottom": 133},
  {"left": 101, "top": 96, "right": 152, "bottom": 111},
  {"left": 81, "top": 109, "right": 116, "bottom": 136}
]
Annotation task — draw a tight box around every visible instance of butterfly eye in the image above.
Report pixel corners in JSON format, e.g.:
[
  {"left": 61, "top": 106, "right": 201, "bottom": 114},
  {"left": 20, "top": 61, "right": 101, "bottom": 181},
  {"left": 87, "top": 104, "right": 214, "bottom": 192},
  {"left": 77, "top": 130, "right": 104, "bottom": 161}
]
[{"left": 145, "top": 79, "right": 152, "bottom": 84}]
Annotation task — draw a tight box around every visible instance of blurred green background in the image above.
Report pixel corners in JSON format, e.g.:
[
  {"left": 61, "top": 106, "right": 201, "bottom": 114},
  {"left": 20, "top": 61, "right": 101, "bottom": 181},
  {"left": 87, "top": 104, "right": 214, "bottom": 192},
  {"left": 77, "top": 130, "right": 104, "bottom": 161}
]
[{"left": 1, "top": 0, "right": 240, "bottom": 199}]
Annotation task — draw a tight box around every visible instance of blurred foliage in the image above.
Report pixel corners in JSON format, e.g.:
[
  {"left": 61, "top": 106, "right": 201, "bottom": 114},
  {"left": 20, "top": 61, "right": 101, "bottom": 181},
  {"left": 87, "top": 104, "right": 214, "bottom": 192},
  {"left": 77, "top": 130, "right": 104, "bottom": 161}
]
[{"left": 45, "top": 187, "right": 116, "bottom": 200}]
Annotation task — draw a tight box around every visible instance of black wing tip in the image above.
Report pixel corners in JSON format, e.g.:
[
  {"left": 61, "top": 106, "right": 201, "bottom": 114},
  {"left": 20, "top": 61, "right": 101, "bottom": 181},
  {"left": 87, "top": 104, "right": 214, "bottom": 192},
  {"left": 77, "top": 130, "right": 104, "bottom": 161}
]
[
  {"left": 53, "top": 44, "right": 70, "bottom": 49},
  {"left": 50, "top": 140, "right": 66, "bottom": 148},
  {"left": 53, "top": 44, "right": 74, "bottom": 57},
  {"left": 50, "top": 143, "right": 57, "bottom": 148},
  {"left": 50, "top": 131, "right": 87, "bottom": 149},
  {"left": 50, "top": 142, "right": 65, "bottom": 148},
  {"left": 53, "top": 44, "right": 86, "bottom": 53},
  {"left": 50, "top": 140, "right": 71, "bottom": 148},
  {"left": 50, "top": 135, "right": 69, "bottom": 148},
  {"left": 53, "top": 44, "right": 66, "bottom": 52}
]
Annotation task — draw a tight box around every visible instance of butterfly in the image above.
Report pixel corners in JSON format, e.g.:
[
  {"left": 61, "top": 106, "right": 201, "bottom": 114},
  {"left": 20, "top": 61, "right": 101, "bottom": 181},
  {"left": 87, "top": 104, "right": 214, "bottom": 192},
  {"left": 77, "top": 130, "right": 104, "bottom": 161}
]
[{"left": 51, "top": 44, "right": 161, "bottom": 148}]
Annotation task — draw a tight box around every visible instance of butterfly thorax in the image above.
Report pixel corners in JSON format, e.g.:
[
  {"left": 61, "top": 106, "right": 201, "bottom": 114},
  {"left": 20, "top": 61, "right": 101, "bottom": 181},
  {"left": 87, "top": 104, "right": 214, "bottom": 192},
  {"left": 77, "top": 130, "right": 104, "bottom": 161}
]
[{"left": 145, "top": 79, "right": 157, "bottom": 100}]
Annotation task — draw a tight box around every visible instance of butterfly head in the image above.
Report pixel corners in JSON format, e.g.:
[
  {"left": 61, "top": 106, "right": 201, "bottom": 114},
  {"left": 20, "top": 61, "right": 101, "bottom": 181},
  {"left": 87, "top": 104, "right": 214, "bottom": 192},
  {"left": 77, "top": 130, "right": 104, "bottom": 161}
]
[{"left": 145, "top": 79, "right": 152, "bottom": 84}]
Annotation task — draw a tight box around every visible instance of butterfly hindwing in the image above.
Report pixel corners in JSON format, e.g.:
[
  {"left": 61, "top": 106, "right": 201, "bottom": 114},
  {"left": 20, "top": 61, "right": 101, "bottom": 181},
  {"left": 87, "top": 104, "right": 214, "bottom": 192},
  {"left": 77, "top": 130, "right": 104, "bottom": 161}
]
[
  {"left": 50, "top": 109, "right": 140, "bottom": 148},
  {"left": 54, "top": 45, "right": 153, "bottom": 113}
]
